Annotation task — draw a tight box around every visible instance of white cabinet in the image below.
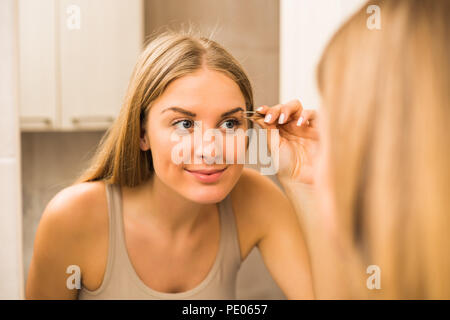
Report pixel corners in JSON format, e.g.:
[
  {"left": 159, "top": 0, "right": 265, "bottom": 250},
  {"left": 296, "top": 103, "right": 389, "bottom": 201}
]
[
  {"left": 59, "top": 0, "right": 143, "bottom": 130},
  {"left": 18, "top": 0, "right": 58, "bottom": 130},
  {"left": 18, "top": 0, "right": 143, "bottom": 131}
]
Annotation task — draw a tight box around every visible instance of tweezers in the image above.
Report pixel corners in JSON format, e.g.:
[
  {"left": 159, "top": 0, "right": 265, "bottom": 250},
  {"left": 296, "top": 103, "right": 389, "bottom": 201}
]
[
  {"left": 242, "top": 110, "right": 311, "bottom": 126},
  {"left": 241, "top": 110, "right": 265, "bottom": 120}
]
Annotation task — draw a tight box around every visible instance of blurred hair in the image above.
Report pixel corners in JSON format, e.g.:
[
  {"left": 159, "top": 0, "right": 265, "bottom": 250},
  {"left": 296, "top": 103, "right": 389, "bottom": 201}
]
[
  {"left": 317, "top": 0, "right": 450, "bottom": 298},
  {"left": 74, "top": 30, "right": 253, "bottom": 187}
]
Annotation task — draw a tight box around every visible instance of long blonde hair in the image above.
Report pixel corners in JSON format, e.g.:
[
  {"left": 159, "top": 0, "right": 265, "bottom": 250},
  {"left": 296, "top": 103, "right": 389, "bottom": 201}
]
[
  {"left": 74, "top": 31, "right": 253, "bottom": 187},
  {"left": 318, "top": 0, "right": 450, "bottom": 298}
]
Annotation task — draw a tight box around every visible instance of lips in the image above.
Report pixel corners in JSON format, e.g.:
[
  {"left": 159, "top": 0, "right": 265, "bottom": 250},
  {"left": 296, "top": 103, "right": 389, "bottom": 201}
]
[
  {"left": 185, "top": 168, "right": 227, "bottom": 174},
  {"left": 184, "top": 167, "right": 227, "bottom": 183}
]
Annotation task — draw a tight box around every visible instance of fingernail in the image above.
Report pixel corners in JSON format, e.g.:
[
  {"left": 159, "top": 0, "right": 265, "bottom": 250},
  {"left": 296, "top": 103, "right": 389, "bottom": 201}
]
[
  {"left": 256, "top": 106, "right": 263, "bottom": 112},
  {"left": 278, "top": 113, "right": 285, "bottom": 124},
  {"left": 264, "top": 114, "right": 272, "bottom": 123},
  {"left": 297, "top": 116, "right": 304, "bottom": 126}
]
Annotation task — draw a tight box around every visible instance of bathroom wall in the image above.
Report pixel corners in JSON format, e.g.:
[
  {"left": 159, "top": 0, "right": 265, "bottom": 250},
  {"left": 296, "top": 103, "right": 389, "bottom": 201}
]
[
  {"left": 21, "top": 0, "right": 284, "bottom": 299},
  {"left": 21, "top": 131, "right": 105, "bottom": 283}
]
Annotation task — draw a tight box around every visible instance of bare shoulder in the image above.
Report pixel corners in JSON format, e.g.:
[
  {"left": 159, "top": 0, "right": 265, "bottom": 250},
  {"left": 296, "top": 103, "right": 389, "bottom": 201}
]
[
  {"left": 41, "top": 181, "right": 108, "bottom": 238},
  {"left": 26, "top": 181, "right": 108, "bottom": 299},
  {"left": 230, "top": 167, "right": 295, "bottom": 259}
]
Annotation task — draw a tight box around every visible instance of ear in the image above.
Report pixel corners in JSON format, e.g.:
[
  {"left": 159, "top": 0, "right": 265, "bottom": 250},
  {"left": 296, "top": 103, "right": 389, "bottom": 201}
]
[{"left": 139, "top": 127, "right": 150, "bottom": 151}]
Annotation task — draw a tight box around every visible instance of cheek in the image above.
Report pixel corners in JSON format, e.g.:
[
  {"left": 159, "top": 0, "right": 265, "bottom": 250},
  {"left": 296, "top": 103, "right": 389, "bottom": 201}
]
[{"left": 148, "top": 127, "right": 184, "bottom": 174}]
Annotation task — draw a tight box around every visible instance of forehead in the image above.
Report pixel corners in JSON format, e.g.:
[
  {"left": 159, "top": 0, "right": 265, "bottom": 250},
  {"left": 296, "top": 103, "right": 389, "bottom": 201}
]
[{"left": 150, "top": 68, "right": 246, "bottom": 115}]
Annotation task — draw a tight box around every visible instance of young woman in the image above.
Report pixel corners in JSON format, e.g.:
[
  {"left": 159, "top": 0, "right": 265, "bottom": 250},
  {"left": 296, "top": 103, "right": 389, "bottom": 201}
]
[
  {"left": 25, "top": 32, "right": 315, "bottom": 299},
  {"left": 255, "top": 0, "right": 450, "bottom": 299}
]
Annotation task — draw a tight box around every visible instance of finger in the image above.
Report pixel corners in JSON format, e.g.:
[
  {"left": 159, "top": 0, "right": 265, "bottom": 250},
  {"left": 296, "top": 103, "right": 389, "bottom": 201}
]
[
  {"left": 252, "top": 113, "right": 278, "bottom": 130},
  {"left": 254, "top": 105, "right": 269, "bottom": 114},
  {"left": 276, "top": 108, "right": 319, "bottom": 141},
  {"left": 296, "top": 109, "right": 317, "bottom": 128},
  {"left": 251, "top": 113, "right": 278, "bottom": 152},
  {"left": 297, "top": 110, "right": 320, "bottom": 140},
  {"left": 263, "top": 104, "right": 281, "bottom": 125},
  {"left": 278, "top": 99, "right": 304, "bottom": 124}
]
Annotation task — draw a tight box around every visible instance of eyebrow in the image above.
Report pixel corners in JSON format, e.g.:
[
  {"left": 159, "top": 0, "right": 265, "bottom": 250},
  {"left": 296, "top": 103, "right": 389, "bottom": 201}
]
[{"left": 160, "top": 106, "right": 245, "bottom": 118}]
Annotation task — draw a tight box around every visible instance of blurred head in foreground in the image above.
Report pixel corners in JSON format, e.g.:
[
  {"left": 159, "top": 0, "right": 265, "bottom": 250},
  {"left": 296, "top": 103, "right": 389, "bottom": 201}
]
[{"left": 316, "top": 0, "right": 450, "bottom": 299}]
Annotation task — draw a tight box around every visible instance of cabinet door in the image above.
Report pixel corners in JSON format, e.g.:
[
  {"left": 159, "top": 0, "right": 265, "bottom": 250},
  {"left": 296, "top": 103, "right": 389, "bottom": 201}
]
[
  {"left": 59, "top": 0, "right": 143, "bottom": 130},
  {"left": 18, "top": 0, "right": 58, "bottom": 131}
]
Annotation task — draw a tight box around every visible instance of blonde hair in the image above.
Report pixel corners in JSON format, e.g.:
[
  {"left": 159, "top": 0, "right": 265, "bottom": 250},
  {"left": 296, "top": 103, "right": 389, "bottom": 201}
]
[
  {"left": 74, "top": 30, "right": 254, "bottom": 187},
  {"left": 317, "top": 0, "right": 450, "bottom": 298}
]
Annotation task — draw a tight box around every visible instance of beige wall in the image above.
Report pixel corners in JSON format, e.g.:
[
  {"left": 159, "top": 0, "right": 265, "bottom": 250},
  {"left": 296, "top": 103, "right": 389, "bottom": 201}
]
[
  {"left": 22, "top": 0, "right": 284, "bottom": 299},
  {"left": 145, "top": 0, "right": 280, "bottom": 108}
]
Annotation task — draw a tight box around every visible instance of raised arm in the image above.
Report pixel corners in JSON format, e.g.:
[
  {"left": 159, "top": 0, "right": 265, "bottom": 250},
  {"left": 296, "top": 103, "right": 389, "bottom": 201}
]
[
  {"left": 251, "top": 100, "right": 357, "bottom": 299},
  {"left": 256, "top": 178, "right": 315, "bottom": 299}
]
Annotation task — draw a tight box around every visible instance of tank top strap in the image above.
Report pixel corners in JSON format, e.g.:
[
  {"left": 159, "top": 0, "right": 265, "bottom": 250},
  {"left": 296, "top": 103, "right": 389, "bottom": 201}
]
[
  {"left": 106, "top": 183, "right": 130, "bottom": 266},
  {"left": 217, "top": 192, "right": 242, "bottom": 269},
  {"left": 85, "top": 182, "right": 118, "bottom": 293},
  {"left": 105, "top": 182, "right": 120, "bottom": 241}
]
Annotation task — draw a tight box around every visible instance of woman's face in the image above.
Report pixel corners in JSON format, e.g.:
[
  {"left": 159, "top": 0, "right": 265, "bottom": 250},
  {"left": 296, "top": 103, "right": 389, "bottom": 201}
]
[{"left": 140, "top": 67, "right": 249, "bottom": 204}]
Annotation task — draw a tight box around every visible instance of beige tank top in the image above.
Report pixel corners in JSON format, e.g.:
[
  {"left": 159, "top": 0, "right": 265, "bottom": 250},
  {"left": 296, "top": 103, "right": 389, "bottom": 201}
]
[{"left": 78, "top": 183, "right": 242, "bottom": 300}]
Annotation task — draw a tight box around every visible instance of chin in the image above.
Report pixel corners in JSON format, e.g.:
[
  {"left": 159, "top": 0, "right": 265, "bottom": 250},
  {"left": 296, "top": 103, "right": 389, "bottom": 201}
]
[{"left": 182, "top": 186, "right": 229, "bottom": 204}]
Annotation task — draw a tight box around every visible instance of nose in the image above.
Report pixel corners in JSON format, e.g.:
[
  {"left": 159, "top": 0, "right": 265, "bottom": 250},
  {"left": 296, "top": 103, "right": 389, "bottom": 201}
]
[{"left": 192, "top": 122, "right": 224, "bottom": 164}]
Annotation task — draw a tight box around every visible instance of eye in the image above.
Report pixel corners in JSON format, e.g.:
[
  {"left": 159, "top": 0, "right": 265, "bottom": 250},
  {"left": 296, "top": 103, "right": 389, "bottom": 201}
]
[
  {"left": 173, "top": 119, "right": 194, "bottom": 133},
  {"left": 220, "top": 119, "right": 242, "bottom": 132}
]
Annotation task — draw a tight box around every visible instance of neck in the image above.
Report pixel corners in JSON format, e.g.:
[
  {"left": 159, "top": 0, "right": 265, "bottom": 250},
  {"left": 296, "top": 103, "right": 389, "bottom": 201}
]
[{"left": 125, "top": 174, "right": 215, "bottom": 235}]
